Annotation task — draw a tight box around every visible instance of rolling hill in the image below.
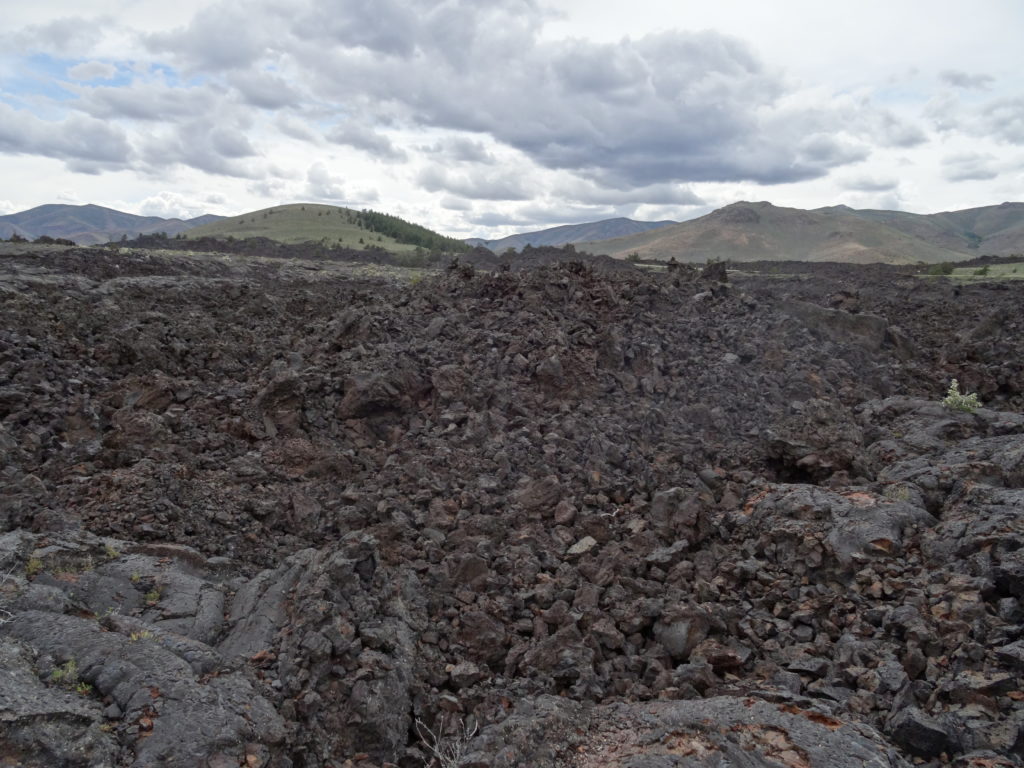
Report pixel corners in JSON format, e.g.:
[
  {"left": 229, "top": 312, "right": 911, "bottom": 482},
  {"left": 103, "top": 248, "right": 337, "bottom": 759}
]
[
  {"left": 0, "top": 204, "right": 222, "bottom": 245},
  {"left": 839, "top": 202, "right": 1024, "bottom": 256},
  {"left": 468, "top": 217, "right": 677, "bottom": 252},
  {"left": 185, "top": 203, "right": 469, "bottom": 253},
  {"left": 578, "top": 201, "right": 1024, "bottom": 264}
]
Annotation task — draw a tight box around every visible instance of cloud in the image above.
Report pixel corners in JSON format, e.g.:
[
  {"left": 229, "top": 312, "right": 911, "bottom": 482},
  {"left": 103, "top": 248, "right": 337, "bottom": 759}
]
[
  {"left": 74, "top": 80, "right": 221, "bottom": 121},
  {"left": 469, "top": 201, "right": 628, "bottom": 229},
  {"left": 422, "top": 136, "right": 495, "bottom": 164},
  {"left": 0, "top": 102, "right": 131, "bottom": 171},
  {"left": 942, "top": 152, "right": 1000, "bottom": 182},
  {"left": 983, "top": 98, "right": 1024, "bottom": 144},
  {"left": 440, "top": 195, "right": 472, "bottom": 211},
  {"left": 554, "top": 178, "right": 704, "bottom": 206},
  {"left": 135, "top": 191, "right": 210, "bottom": 219},
  {"left": 67, "top": 60, "right": 117, "bottom": 81},
  {"left": 228, "top": 69, "right": 299, "bottom": 110},
  {"left": 12, "top": 17, "right": 109, "bottom": 57},
  {"left": 144, "top": 1, "right": 882, "bottom": 187},
  {"left": 940, "top": 70, "right": 994, "bottom": 90},
  {"left": 839, "top": 175, "right": 899, "bottom": 192},
  {"left": 304, "top": 161, "right": 379, "bottom": 205},
  {"left": 275, "top": 114, "right": 320, "bottom": 142},
  {"left": 137, "top": 117, "right": 258, "bottom": 176},
  {"left": 146, "top": 3, "right": 278, "bottom": 73},
  {"left": 868, "top": 110, "right": 927, "bottom": 148},
  {"left": 417, "top": 165, "right": 531, "bottom": 201},
  {"left": 327, "top": 120, "right": 407, "bottom": 161},
  {"left": 305, "top": 161, "right": 346, "bottom": 200},
  {"left": 927, "top": 93, "right": 1024, "bottom": 145}
]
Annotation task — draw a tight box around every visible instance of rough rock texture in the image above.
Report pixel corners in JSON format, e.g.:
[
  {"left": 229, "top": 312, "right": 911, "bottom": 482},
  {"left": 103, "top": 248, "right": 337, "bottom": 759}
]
[
  {"left": 463, "top": 694, "right": 911, "bottom": 767},
  {"left": 1, "top": 246, "right": 1022, "bottom": 766}
]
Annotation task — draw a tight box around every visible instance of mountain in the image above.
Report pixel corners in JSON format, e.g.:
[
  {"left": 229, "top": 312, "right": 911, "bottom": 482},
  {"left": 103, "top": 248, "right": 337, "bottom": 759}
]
[
  {"left": 578, "top": 201, "right": 1024, "bottom": 264},
  {"left": 0, "top": 204, "right": 223, "bottom": 245},
  {"left": 837, "top": 202, "right": 1024, "bottom": 256},
  {"left": 470, "top": 217, "right": 677, "bottom": 253},
  {"left": 185, "top": 203, "right": 470, "bottom": 253}
]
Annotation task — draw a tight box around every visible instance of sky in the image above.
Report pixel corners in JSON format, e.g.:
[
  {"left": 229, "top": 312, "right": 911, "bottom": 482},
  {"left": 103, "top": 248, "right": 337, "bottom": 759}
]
[{"left": 1, "top": 0, "right": 1022, "bottom": 238}]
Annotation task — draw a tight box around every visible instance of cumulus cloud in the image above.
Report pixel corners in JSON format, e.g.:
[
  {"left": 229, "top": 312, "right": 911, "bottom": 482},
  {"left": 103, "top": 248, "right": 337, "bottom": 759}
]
[
  {"left": 867, "top": 111, "right": 927, "bottom": 148},
  {"left": 140, "top": 1, "right": 884, "bottom": 187},
  {"left": 554, "top": 178, "right": 704, "bottom": 207},
  {"left": 74, "top": 80, "right": 222, "bottom": 121},
  {"left": 228, "top": 69, "right": 300, "bottom": 110},
  {"left": 440, "top": 195, "right": 472, "bottom": 211},
  {"left": 469, "top": 201, "right": 629, "bottom": 229},
  {"left": 0, "top": 102, "right": 131, "bottom": 171},
  {"left": 327, "top": 121, "right": 407, "bottom": 161},
  {"left": 305, "top": 162, "right": 347, "bottom": 200},
  {"left": 136, "top": 191, "right": 210, "bottom": 219},
  {"left": 927, "top": 93, "right": 1024, "bottom": 146},
  {"left": 137, "top": 117, "right": 258, "bottom": 177},
  {"left": 11, "top": 17, "right": 109, "bottom": 57},
  {"left": 417, "top": 165, "right": 531, "bottom": 201},
  {"left": 146, "top": 2, "right": 278, "bottom": 73},
  {"left": 983, "top": 98, "right": 1024, "bottom": 144},
  {"left": 839, "top": 175, "right": 899, "bottom": 192},
  {"left": 422, "top": 136, "right": 495, "bottom": 164},
  {"left": 304, "top": 162, "right": 379, "bottom": 204},
  {"left": 67, "top": 60, "right": 117, "bottom": 81},
  {"left": 942, "top": 152, "right": 1000, "bottom": 182},
  {"left": 276, "top": 114, "right": 320, "bottom": 143},
  {"left": 940, "top": 70, "right": 994, "bottom": 90}
]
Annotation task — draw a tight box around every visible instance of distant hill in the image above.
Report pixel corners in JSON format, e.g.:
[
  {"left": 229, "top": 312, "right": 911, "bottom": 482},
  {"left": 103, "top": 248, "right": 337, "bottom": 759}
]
[
  {"left": 186, "top": 203, "right": 470, "bottom": 253},
  {"left": 836, "top": 202, "right": 1024, "bottom": 256},
  {"left": 578, "top": 201, "right": 1024, "bottom": 264},
  {"left": 0, "top": 204, "right": 222, "bottom": 245},
  {"left": 470, "top": 217, "right": 677, "bottom": 253}
]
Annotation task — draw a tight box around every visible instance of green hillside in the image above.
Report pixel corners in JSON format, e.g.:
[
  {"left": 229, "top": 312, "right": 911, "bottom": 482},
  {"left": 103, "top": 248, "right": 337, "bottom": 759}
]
[{"left": 185, "top": 203, "right": 469, "bottom": 253}]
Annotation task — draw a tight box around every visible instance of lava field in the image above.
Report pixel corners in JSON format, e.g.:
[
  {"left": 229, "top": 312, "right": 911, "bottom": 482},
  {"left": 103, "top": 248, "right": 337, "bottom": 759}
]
[{"left": 1, "top": 245, "right": 1023, "bottom": 768}]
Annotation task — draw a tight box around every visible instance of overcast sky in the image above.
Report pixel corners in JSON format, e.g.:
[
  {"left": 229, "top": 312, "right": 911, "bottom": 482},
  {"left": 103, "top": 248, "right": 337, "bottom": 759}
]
[{"left": 2, "top": 0, "right": 1022, "bottom": 237}]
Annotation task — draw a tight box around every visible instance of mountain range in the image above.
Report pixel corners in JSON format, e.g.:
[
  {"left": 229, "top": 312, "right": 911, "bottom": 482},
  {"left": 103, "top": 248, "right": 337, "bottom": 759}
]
[
  {"left": 466, "top": 217, "right": 677, "bottom": 252},
  {"left": 3, "top": 200, "right": 1024, "bottom": 264},
  {"left": 578, "top": 201, "right": 1024, "bottom": 264},
  {"left": 0, "top": 204, "right": 223, "bottom": 246}
]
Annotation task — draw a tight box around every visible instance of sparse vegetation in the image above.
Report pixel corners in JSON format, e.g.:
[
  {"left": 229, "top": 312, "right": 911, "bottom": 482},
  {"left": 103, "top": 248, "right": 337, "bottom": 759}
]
[
  {"left": 26, "top": 557, "right": 43, "bottom": 577},
  {"left": 942, "top": 379, "right": 981, "bottom": 412},
  {"left": 50, "top": 659, "right": 86, "bottom": 692},
  {"left": 927, "top": 262, "right": 955, "bottom": 276},
  {"left": 0, "top": 561, "right": 16, "bottom": 624},
  {"left": 415, "top": 716, "right": 478, "bottom": 768},
  {"left": 144, "top": 589, "right": 161, "bottom": 605}
]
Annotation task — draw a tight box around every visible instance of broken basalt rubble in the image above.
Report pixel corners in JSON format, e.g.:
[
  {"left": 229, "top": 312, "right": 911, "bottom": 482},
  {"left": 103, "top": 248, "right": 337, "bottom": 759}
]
[{"left": 1, "top": 247, "right": 1022, "bottom": 766}]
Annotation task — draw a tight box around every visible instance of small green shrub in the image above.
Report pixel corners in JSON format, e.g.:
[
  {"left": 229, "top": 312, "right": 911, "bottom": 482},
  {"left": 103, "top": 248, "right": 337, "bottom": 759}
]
[
  {"left": 51, "top": 659, "right": 79, "bottom": 685},
  {"left": 942, "top": 379, "right": 981, "bottom": 412},
  {"left": 927, "top": 262, "right": 954, "bottom": 276}
]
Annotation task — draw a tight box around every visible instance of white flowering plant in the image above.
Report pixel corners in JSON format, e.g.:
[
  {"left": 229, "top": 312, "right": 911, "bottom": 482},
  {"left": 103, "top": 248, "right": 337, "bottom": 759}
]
[{"left": 942, "top": 379, "right": 981, "bottom": 412}]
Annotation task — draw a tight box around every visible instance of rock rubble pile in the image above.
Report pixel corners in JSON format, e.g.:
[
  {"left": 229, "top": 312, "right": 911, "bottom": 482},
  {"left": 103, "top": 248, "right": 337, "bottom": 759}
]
[{"left": 1, "top": 246, "right": 1022, "bottom": 767}]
